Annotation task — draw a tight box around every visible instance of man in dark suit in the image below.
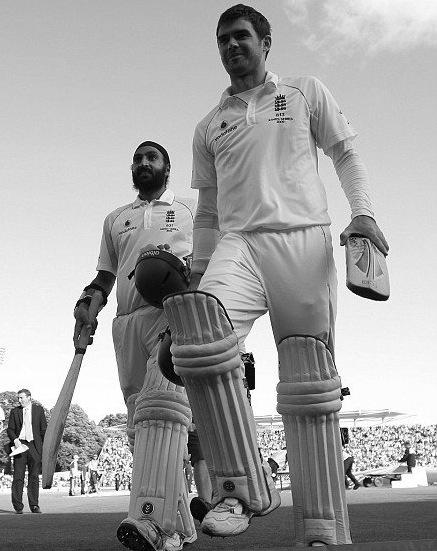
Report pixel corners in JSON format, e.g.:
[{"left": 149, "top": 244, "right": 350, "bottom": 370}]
[{"left": 6, "top": 389, "right": 47, "bottom": 513}]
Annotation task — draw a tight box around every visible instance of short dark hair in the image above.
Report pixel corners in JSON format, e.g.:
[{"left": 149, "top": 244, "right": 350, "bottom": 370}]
[
  {"left": 216, "top": 4, "right": 271, "bottom": 41},
  {"left": 17, "top": 388, "right": 31, "bottom": 397}
]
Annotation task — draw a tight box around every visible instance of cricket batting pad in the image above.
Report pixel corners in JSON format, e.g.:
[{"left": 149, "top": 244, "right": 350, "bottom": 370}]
[
  {"left": 345, "top": 236, "right": 390, "bottom": 301},
  {"left": 126, "top": 392, "right": 139, "bottom": 452},
  {"left": 127, "top": 388, "right": 194, "bottom": 537},
  {"left": 277, "top": 336, "right": 351, "bottom": 546},
  {"left": 163, "top": 291, "right": 272, "bottom": 513}
]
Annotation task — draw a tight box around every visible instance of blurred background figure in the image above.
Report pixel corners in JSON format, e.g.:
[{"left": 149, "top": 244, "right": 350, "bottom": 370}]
[
  {"left": 69, "top": 454, "right": 80, "bottom": 496},
  {"left": 399, "top": 441, "right": 417, "bottom": 473}
]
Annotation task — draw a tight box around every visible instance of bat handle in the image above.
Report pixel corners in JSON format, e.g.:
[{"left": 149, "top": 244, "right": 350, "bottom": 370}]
[{"left": 75, "top": 325, "right": 92, "bottom": 355}]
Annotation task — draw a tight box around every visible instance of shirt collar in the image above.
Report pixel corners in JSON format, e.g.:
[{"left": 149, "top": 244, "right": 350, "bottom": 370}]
[
  {"left": 219, "top": 71, "right": 279, "bottom": 107},
  {"left": 132, "top": 188, "right": 174, "bottom": 208}
]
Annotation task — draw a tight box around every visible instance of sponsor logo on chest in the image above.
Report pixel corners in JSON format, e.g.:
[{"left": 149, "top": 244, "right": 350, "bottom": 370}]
[
  {"left": 214, "top": 122, "right": 238, "bottom": 142},
  {"left": 118, "top": 219, "right": 137, "bottom": 236}
]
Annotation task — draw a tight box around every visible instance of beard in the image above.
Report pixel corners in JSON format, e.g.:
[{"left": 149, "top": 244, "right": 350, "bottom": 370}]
[{"left": 132, "top": 166, "right": 167, "bottom": 195}]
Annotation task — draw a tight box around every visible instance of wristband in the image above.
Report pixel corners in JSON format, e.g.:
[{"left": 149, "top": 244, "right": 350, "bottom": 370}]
[{"left": 83, "top": 283, "right": 108, "bottom": 306}]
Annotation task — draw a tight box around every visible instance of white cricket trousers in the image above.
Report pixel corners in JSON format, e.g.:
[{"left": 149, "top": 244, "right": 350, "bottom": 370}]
[
  {"left": 199, "top": 225, "right": 337, "bottom": 350},
  {"left": 112, "top": 306, "right": 167, "bottom": 402}
]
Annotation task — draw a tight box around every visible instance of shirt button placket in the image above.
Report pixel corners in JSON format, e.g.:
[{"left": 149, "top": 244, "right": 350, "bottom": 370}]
[
  {"left": 143, "top": 203, "right": 152, "bottom": 229},
  {"left": 246, "top": 98, "right": 257, "bottom": 126}
]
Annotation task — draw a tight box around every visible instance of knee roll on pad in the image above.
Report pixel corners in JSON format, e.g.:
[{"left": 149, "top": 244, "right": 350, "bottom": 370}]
[
  {"left": 164, "top": 291, "right": 241, "bottom": 379},
  {"left": 276, "top": 336, "right": 351, "bottom": 546},
  {"left": 163, "top": 291, "right": 271, "bottom": 513},
  {"left": 276, "top": 336, "right": 342, "bottom": 417},
  {"left": 128, "top": 389, "right": 194, "bottom": 536}
]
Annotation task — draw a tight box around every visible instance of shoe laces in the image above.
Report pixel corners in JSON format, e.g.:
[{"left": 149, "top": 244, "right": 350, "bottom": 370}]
[
  {"left": 215, "top": 497, "right": 242, "bottom": 514},
  {"left": 143, "top": 519, "right": 164, "bottom": 546},
  {"left": 164, "top": 532, "right": 183, "bottom": 551}
]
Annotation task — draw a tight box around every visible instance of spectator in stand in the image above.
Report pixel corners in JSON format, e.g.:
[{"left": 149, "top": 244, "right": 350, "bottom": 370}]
[
  {"left": 256, "top": 423, "right": 437, "bottom": 473},
  {"left": 98, "top": 433, "right": 133, "bottom": 488}
]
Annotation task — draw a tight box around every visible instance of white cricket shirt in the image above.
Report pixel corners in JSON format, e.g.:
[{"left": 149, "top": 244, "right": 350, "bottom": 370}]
[
  {"left": 192, "top": 72, "right": 357, "bottom": 232},
  {"left": 97, "top": 189, "right": 195, "bottom": 316}
]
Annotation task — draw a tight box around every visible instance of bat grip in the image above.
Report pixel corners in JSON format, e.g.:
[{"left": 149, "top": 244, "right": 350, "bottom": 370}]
[
  {"left": 75, "top": 292, "right": 102, "bottom": 354},
  {"left": 75, "top": 325, "right": 92, "bottom": 355}
]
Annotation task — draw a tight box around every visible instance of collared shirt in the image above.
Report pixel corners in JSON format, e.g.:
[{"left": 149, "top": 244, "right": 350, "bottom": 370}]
[
  {"left": 19, "top": 405, "right": 33, "bottom": 442},
  {"left": 97, "top": 189, "right": 195, "bottom": 316},
  {"left": 191, "top": 72, "right": 357, "bottom": 232}
]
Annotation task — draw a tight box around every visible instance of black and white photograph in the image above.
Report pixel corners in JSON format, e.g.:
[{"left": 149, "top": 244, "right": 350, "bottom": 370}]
[{"left": 1, "top": 1, "right": 436, "bottom": 550}]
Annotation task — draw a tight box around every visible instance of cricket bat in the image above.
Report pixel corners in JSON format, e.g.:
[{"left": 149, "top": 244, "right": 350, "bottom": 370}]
[
  {"left": 345, "top": 235, "right": 390, "bottom": 301},
  {"left": 42, "top": 295, "right": 101, "bottom": 488}
]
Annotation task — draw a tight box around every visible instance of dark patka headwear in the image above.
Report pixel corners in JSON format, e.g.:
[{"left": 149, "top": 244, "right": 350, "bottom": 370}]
[{"left": 134, "top": 141, "right": 170, "bottom": 167}]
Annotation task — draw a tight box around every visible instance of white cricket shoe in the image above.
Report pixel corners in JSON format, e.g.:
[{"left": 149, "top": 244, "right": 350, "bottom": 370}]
[
  {"left": 201, "top": 497, "right": 253, "bottom": 537},
  {"left": 164, "top": 531, "right": 197, "bottom": 551}
]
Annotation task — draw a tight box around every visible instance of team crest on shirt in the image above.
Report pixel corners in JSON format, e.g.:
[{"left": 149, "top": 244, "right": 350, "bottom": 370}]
[
  {"left": 160, "top": 209, "right": 179, "bottom": 232},
  {"left": 268, "top": 94, "right": 293, "bottom": 124},
  {"left": 275, "top": 94, "right": 286, "bottom": 111}
]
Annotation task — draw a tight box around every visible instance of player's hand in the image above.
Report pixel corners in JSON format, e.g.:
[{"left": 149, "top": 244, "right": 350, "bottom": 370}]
[
  {"left": 340, "top": 215, "right": 389, "bottom": 256},
  {"left": 73, "top": 292, "right": 103, "bottom": 347},
  {"left": 139, "top": 243, "right": 172, "bottom": 253},
  {"left": 73, "top": 307, "right": 96, "bottom": 347},
  {"left": 157, "top": 243, "right": 172, "bottom": 253}
]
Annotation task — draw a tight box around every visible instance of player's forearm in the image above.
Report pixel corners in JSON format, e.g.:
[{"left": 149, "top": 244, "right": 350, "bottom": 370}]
[
  {"left": 192, "top": 225, "right": 220, "bottom": 276},
  {"left": 191, "top": 187, "right": 220, "bottom": 276},
  {"left": 88, "top": 270, "right": 116, "bottom": 300},
  {"left": 76, "top": 270, "right": 115, "bottom": 308},
  {"left": 329, "top": 140, "right": 375, "bottom": 220}
]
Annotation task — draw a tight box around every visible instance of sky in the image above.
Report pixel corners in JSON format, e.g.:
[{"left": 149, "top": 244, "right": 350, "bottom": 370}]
[{"left": 1, "top": 0, "right": 436, "bottom": 425}]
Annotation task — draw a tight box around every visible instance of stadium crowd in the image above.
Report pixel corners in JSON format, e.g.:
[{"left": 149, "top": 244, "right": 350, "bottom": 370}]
[
  {"left": 97, "top": 432, "right": 132, "bottom": 490},
  {"left": 257, "top": 424, "right": 437, "bottom": 472},
  {"left": 346, "top": 424, "right": 437, "bottom": 471},
  {"left": 3, "top": 424, "right": 436, "bottom": 494}
]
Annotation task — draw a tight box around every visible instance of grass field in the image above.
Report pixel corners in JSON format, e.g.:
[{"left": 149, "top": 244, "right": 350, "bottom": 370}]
[{"left": 1, "top": 486, "right": 437, "bottom": 550}]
